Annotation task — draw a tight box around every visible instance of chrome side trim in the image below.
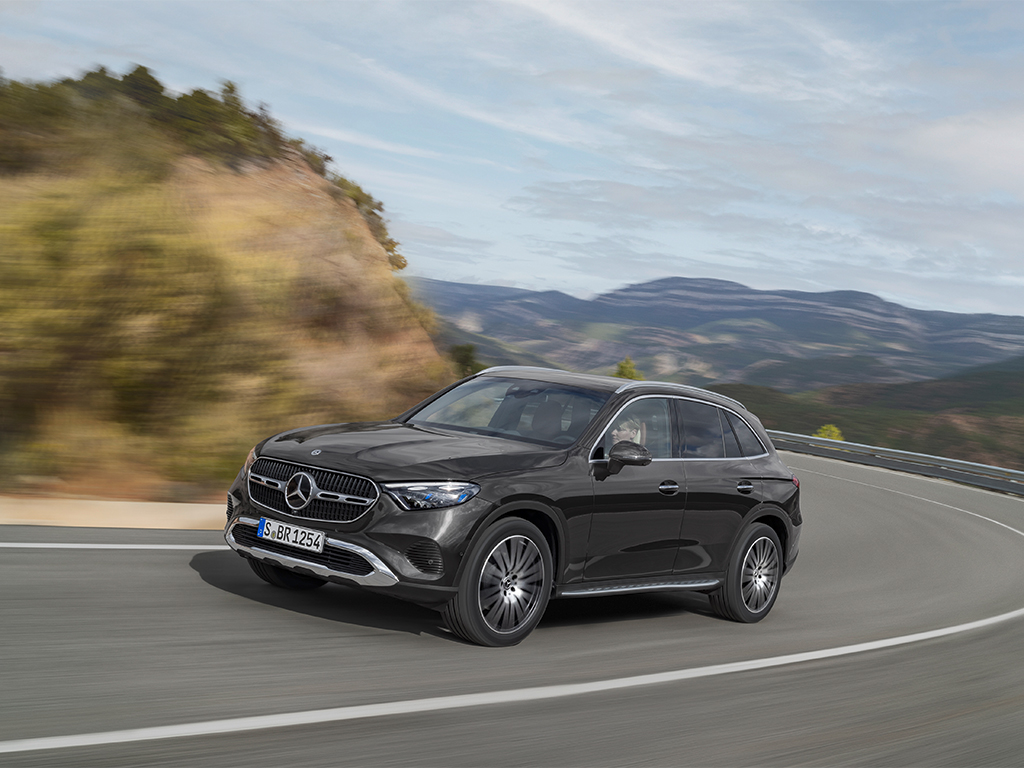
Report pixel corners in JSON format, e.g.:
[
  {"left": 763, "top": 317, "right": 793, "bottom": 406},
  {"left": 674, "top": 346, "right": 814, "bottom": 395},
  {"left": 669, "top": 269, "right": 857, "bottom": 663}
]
[
  {"left": 560, "top": 578, "right": 719, "bottom": 597},
  {"left": 589, "top": 455, "right": 769, "bottom": 465},
  {"left": 225, "top": 516, "right": 399, "bottom": 588},
  {"left": 590, "top": 394, "right": 769, "bottom": 462}
]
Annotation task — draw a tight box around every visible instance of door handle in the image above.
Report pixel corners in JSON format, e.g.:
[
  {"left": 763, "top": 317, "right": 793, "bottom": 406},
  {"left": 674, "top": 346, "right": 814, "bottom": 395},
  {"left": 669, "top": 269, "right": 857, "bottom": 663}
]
[
  {"left": 737, "top": 480, "right": 754, "bottom": 494},
  {"left": 659, "top": 480, "right": 680, "bottom": 496}
]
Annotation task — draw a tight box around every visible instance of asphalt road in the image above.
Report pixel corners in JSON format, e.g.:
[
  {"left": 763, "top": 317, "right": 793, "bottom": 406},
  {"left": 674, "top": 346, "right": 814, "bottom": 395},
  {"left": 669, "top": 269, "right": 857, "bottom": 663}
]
[{"left": 2, "top": 453, "right": 1024, "bottom": 767}]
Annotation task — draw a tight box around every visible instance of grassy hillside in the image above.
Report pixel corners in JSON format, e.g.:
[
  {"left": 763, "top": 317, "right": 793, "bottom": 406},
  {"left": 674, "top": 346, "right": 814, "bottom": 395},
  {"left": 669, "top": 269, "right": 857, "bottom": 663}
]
[
  {"left": 0, "top": 67, "right": 451, "bottom": 499},
  {"left": 713, "top": 355, "right": 1024, "bottom": 470},
  {"left": 431, "top": 320, "right": 556, "bottom": 370}
]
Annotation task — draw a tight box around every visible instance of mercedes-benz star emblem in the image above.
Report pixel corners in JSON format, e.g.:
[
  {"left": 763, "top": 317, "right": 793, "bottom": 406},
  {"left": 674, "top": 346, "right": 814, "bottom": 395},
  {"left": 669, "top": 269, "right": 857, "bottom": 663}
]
[{"left": 284, "top": 471, "right": 316, "bottom": 510}]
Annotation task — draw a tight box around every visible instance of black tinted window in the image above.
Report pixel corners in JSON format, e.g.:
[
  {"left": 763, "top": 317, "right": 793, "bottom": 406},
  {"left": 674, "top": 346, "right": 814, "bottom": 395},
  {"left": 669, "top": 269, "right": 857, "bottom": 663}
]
[
  {"left": 723, "top": 412, "right": 743, "bottom": 458},
  {"left": 678, "top": 400, "right": 725, "bottom": 458},
  {"left": 726, "top": 411, "right": 766, "bottom": 457}
]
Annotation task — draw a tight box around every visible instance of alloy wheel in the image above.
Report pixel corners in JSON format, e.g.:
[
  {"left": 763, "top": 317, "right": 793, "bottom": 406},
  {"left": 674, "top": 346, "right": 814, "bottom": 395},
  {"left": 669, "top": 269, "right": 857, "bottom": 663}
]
[
  {"left": 740, "top": 536, "right": 779, "bottom": 613},
  {"left": 477, "top": 534, "right": 545, "bottom": 634}
]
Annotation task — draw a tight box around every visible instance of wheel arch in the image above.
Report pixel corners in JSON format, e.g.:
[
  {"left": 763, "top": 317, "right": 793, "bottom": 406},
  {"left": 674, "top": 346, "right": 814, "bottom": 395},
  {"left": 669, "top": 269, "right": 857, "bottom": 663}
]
[
  {"left": 746, "top": 505, "right": 790, "bottom": 568},
  {"left": 715, "top": 507, "right": 788, "bottom": 589},
  {"left": 459, "top": 499, "right": 565, "bottom": 587},
  {"left": 752, "top": 507, "right": 787, "bottom": 548}
]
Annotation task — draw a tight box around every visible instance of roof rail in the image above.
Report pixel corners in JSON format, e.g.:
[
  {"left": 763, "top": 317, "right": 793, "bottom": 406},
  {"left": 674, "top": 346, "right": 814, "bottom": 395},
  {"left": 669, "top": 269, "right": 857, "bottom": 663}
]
[
  {"left": 476, "top": 366, "right": 563, "bottom": 376},
  {"left": 614, "top": 379, "right": 746, "bottom": 410},
  {"left": 474, "top": 366, "right": 746, "bottom": 410}
]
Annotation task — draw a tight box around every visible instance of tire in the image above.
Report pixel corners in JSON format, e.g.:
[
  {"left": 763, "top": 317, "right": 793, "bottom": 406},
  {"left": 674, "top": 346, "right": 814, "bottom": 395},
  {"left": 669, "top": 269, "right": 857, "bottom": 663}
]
[
  {"left": 248, "top": 558, "right": 327, "bottom": 590},
  {"left": 442, "top": 518, "right": 553, "bottom": 647},
  {"left": 709, "top": 522, "right": 781, "bottom": 623}
]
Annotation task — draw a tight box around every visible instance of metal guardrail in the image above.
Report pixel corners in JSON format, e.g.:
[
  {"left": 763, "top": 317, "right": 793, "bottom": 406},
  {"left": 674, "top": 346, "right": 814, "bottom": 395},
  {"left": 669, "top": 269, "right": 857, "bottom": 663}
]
[{"left": 767, "top": 430, "right": 1024, "bottom": 498}]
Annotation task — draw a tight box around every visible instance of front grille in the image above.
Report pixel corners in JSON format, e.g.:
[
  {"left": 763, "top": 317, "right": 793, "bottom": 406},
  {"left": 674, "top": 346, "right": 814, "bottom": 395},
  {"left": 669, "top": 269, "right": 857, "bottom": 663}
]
[
  {"left": 248, "top": 457, "right": 378, "bottom": 523},
  {"left": 406, "top": 541, "right": 444, "bottom": 575},
  {"left": 232, "top": 523, "right": 374, "bottom": 577}
]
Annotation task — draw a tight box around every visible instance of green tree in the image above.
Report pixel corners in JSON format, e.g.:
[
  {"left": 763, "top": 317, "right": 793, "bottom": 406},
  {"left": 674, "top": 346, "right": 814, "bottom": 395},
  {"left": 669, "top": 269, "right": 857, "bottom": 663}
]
[
  {"left": 450, "top": 344, "right": 484, "bottom": 377},
  {"left": 813, "top": 423, "right": 845, "bottom": 441},
  {"left": 71, "top": 66, "right": 121, "bottom": 100},
  {"left": 614, "top": 357, "right": 644, "bottom": 380},
  {"left": 0, "top": 66, "right": 402, "bottom": 264},
  {"left": 329, "top": 174, "right": 406, "bottom": 270},
  {"left": 120, "top": 65, "right": 169, "bottom": 111},
  {"left": 0, "top": 78, "right": 73, "bottom": 173}
]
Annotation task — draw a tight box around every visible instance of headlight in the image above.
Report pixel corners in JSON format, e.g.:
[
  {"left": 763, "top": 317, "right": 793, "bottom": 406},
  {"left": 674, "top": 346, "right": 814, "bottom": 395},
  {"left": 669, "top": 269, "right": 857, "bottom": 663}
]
[
  {"left": 242, "top": 446, "right": 258, "bottom": 475},
  {"left": 383, "top": 482, "right": 480, "bottom": 510}
]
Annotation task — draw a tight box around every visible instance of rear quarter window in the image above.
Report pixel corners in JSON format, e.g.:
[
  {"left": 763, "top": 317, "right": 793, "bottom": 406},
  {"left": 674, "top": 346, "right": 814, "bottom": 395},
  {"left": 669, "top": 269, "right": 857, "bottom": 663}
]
[{"left": 726, "top": 411, "right": 767, "bottom": 457}]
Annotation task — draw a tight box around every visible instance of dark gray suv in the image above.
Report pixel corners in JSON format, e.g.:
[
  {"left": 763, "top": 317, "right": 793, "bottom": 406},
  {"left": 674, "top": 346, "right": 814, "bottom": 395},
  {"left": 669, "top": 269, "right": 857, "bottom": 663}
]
[{"left": 225, "top": 366, "right": 802, "bottom": 646}]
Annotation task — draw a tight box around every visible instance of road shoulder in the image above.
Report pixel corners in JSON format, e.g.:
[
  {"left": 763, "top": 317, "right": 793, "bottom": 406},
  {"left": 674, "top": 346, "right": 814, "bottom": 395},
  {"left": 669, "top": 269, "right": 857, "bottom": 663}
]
[{"left": 0, "top": 496, "right": 225, "bottom": 530}]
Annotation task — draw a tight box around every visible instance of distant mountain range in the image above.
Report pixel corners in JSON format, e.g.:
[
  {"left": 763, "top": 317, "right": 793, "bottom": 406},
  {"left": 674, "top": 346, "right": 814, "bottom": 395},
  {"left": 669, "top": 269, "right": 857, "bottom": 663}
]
[
  {"left": 409, "top": 276, "right": 1024, "bottom": 392},
  {"left": 409, "top": 276, "right": 1024, "bottom": 469}
]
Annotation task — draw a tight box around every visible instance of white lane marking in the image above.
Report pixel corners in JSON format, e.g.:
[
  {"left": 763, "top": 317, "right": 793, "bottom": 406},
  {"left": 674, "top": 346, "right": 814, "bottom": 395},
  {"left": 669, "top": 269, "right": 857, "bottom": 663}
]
[
  {"left": 0, "top": 542, "right": 228, "bottom": 550},
  {"left": 3, "top": 469, "right": 1024, "bottom": 755},
  {"left": 793, "top": 465, "right": 1024, "bottom": 539},
  {"left": 2, "top": 603, "right": 1024, "bottom": 755}
]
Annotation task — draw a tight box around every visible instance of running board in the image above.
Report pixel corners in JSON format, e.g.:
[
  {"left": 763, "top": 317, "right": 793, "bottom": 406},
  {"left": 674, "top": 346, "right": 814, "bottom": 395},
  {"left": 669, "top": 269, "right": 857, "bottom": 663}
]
[{"left": 559, "top": 578, "right": 720, "bottom": 598}]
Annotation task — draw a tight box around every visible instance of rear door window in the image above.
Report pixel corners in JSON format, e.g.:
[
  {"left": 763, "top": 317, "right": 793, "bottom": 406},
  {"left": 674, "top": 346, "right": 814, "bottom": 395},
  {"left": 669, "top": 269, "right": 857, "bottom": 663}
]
[{"left": 677, "top": 400, "right": 725, "bottom": 458}]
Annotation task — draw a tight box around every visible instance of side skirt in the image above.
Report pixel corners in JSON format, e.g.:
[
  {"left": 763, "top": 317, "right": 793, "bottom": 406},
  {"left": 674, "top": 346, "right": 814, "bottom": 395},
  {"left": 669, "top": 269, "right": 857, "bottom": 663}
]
[{"left": 556, "top": 577, "right": 720, "bottom": 598}]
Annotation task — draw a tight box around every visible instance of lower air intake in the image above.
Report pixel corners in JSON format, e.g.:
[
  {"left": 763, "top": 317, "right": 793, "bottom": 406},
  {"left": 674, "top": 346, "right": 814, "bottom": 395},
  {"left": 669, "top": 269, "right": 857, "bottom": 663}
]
[{"left": 406, "top": 540, "right": 444, "bottom": 575}]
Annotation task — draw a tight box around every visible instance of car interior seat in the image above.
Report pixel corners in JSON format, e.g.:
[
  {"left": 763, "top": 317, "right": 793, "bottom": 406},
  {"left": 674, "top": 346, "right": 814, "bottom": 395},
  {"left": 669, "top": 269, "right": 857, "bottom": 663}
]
[
  {"left": 566, "top": 398, "right": 594, "bottom": 439},
  {"left": 530, "top": 400, "right": 566, "bottom": 441}
]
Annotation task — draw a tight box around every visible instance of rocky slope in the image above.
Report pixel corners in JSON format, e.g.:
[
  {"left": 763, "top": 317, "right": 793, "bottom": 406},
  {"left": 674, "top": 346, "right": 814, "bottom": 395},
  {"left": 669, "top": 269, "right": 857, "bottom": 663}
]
[{"left": 171, "top": 152, "right": 447, "bottom": 414}]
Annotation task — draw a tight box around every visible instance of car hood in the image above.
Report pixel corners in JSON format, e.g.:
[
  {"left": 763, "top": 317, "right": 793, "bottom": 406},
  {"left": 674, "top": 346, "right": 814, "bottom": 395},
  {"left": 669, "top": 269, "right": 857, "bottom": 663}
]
[{"left": 258, "top": 421, "right": 567, "bottom": 482}]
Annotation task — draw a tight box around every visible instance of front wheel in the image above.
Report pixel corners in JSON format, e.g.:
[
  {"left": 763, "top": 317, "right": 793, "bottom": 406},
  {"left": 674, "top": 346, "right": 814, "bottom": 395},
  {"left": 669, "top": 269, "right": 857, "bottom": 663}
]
[
  {"left": 442, "top": 518, "right": 553, "bottom": 647},
  {"left": 709, "top": 523, "right": 781, "bottom": 623}
]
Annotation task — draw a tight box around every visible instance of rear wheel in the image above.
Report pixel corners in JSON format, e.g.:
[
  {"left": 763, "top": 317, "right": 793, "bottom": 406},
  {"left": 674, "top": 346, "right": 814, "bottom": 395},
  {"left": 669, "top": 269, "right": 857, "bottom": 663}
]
[
  {"left": 442, "top": 518, "right": 552, "bottom": 647},
  {"left": 709, "top": 522, "right": 781, "bottom": 623},
  {"left": 248, "top": 558, "right": 327, "bottom": 590}
]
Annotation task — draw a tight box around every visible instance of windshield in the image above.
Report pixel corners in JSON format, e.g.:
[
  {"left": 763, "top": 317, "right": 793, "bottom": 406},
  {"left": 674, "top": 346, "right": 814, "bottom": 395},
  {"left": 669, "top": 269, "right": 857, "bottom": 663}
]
[{"left": 404, "top": 377, "right": 611, "bottom": 447}]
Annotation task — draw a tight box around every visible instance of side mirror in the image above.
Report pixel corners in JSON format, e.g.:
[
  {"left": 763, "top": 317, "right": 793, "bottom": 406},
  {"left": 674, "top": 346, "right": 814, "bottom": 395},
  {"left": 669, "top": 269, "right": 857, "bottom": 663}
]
[{"left": 606, "top": 441, "right": 653, "bottom": 475}]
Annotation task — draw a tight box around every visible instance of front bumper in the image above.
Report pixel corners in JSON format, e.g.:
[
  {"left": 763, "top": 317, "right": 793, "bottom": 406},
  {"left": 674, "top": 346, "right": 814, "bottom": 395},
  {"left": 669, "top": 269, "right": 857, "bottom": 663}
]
[{"left": 225, "top": 516, "right": 400, "bottom": 588}]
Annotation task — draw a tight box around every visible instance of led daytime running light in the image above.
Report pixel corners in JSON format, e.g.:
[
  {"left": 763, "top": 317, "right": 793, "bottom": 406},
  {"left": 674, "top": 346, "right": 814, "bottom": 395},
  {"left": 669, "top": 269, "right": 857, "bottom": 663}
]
[{"left": 383, "top": 482, "right": 480, "bottom": 510}]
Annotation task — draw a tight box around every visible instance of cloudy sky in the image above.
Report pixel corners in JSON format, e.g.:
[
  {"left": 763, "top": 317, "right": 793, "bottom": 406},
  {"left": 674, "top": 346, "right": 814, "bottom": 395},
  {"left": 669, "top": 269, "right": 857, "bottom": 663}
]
[{"left": 4, "top": 0, "right": 1024, "bottom": 315}]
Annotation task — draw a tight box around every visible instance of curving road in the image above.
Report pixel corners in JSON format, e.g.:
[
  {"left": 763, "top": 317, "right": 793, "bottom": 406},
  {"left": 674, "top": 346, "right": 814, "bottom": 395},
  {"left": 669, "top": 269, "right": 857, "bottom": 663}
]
[{"left": 2, "top": 454, "right": 1024, "bottom": 766}]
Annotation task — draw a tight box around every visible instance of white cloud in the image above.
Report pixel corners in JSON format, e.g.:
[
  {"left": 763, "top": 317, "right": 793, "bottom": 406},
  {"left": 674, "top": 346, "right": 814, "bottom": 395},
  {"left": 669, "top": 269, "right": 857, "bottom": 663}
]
[
  {"left": 391, "top": 221, "right": 494, "bottom": 252},
  {"left": 347, "top": 53, "right": 616, "bottom": 150},
  {"left": 291, "top": 123, "right": 446, "bottom": 160},
  {"left": 902, "top": 110, "right": 1024, "bottom": 196}
]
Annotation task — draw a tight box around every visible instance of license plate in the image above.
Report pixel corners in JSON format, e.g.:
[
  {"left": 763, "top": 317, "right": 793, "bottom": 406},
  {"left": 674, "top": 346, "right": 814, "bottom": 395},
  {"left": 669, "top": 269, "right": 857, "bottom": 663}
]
[{"left": 257, "top": 518, "right": 325, "bottom": 554}]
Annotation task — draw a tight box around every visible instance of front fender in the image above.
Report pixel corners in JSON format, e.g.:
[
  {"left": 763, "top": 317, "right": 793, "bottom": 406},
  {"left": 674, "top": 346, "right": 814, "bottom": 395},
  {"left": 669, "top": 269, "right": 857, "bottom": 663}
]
[{"left": 452, "top": 496, "right": 569, "bottom": 587}]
